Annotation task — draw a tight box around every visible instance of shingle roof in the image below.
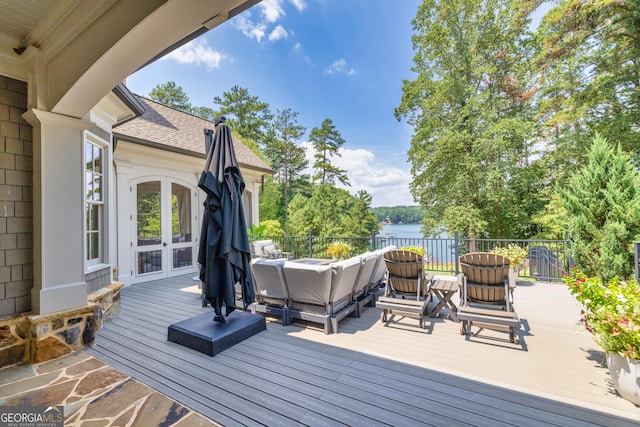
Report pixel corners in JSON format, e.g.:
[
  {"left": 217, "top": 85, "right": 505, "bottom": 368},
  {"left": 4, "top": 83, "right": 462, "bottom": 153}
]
[{"left": 113, "top": 96, "right": 273, "bottom": 173}]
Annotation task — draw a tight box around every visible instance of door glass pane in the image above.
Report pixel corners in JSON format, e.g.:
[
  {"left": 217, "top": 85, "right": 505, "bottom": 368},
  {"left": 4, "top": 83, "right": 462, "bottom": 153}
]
[
  {"left": 137, "top": 181, "right": 161, "bottom": 246},
  {"left": 171, "top": 183, "right": 191, "bottom": 243},
  {"left": 173, "top": 247, "right": 192, "bottom": 269},
  {"left": 137, "top": 250, "right": 162, "bottom": 274}
]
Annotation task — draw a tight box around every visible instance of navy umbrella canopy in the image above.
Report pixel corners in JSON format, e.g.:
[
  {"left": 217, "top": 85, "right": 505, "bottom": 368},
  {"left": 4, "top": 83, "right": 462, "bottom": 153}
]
[{"left": 198, "top": 117, "right": 255, "bottom": 321}]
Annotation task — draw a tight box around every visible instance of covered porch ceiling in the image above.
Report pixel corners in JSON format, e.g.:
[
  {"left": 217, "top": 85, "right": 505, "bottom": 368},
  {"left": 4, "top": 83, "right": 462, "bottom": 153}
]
[{"left": 0, "top": 0, "right": 261, "bottom": 118}]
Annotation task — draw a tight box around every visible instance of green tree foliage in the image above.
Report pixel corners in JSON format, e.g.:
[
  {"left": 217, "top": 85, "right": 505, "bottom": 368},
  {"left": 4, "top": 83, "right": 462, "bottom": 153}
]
[
  {"left": 213, "top": 85, "right": 273, "bottom": 146},
  {"left": 190, "top": 105, "right": 216, "bottom": 121},
  {"left": 259, "top": 176, "right": 285, "bottom": 225},
  {"left": 531, "top": 193, "right": 568, "bottom": 240},
  {"left": 559, "top": 135, "right": 640, "bottom": 281},
  {"left": 395, "top": 0, "right": 537, "bottom": 239},
  {"left": 535, "top": 0, "right": 640, "bottom": 161},
  {"left": 342, "top": 191, "right": 381, "bottom": 237},
  {"left": 309, "top": 119, "right": 350, "bottom": 187},
  {"left": 263, "top": 109, "right": 308, "bottom": 223},
  {"left": 148, "top": 81, "right": 192, "bottom": 111},
  {"left": 287, "top": 187, "right": 378, "bottom": 237},
  {"left": 261, "top": 220, "right": 284, "bottom": 237}
]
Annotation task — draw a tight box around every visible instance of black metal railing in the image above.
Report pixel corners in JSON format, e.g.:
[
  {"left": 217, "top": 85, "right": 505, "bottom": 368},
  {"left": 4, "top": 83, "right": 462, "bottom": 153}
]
[{"left": 259, "top": 231, "right": 572, "bottom": 282}]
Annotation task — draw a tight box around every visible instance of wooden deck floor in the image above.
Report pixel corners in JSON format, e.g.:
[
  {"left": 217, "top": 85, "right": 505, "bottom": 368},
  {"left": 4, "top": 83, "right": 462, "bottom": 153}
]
[{"left": 87, "top": 275, "right": 640, "bottom": 426}]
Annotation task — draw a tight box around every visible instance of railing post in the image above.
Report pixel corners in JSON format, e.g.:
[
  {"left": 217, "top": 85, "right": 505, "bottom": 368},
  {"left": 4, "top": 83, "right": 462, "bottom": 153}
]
[
  {"left": 371, "top": 230, "right": 376, "bottom": 251},
  {"left": 454, "top": 231, "right": 460, "bottom": 275},
  {"left": 308, "top": 230, "right": 313, "bottom": 258},
  {"left": 635, "top": 242, "right": 640, "bottom": 283}
]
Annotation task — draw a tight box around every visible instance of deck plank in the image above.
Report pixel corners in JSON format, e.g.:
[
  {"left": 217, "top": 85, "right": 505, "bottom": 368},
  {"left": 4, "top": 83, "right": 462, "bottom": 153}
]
[{"left": 86, "top": 274, "right": 640, "bottom": 426}]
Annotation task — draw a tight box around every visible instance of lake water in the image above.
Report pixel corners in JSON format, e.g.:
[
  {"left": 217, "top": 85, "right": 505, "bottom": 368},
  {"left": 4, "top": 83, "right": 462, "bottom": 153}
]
[{"left": 379, "top": 223, "right": 423, "bottom": 238}]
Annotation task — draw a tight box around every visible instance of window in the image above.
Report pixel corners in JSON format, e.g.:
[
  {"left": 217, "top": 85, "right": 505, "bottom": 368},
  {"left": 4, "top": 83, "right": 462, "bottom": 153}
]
[{"left": 85, "top": 138, "right": 105, "bottom": 266}]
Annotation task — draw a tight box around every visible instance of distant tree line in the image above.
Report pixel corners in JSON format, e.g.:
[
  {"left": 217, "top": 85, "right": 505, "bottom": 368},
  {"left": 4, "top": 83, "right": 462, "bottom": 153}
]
[{"left": 371, "top": 206, "right": 426, "bottom": 225}]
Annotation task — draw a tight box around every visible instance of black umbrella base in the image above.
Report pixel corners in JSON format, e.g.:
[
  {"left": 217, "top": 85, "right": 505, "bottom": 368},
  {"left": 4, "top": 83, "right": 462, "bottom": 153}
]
[{"left": 167, "top": 310, "right": 266, "bottom": 356}]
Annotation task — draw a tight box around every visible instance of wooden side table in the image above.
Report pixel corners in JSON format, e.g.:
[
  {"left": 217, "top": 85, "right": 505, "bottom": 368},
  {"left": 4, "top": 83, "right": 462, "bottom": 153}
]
[{"left": 429, "top": 279, "right": 459, "bottom": 321}]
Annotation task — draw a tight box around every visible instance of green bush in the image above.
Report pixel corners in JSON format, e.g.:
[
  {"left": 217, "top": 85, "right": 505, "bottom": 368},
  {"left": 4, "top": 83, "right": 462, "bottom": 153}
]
[{"left": 560, "top": 135, "right": 640, "bottom": 281}]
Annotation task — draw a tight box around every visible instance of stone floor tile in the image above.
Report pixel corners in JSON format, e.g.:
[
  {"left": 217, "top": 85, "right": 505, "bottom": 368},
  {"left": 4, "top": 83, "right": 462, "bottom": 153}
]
[
  {"left": 0, "top": 371, "right": 60, "bottom": 399},
  {"left": 66, "top": 357, "right": 107, "bottom": 376},
  {"left": 75, "top": 366, "right": 128, "bottom": 395},
  {"left": 1, "top": 378, "right": 78, "bottom": 406},
  {"left": 81, "top": 379, "right": 151, "bottom": 420},
  {"left": 173, "top": 412, "right": 220, "bottom": 426},
  {"left": 78, "top": 420, "right": 109, "bottom": 427},
  {"left": 1, "top": 352, "right": 216, "bottom": 426},
  {"left": 110, "top": 406, "right": 136, "bottom": 427},
  {"left": 36, "top": 351, "right": 91, "bottom": 374},
  {"left": 0, "top": 362, "right": 35, "bottom": 383},
  {"left": 130, "top": 391, "right": 190, "bottom": 426}
]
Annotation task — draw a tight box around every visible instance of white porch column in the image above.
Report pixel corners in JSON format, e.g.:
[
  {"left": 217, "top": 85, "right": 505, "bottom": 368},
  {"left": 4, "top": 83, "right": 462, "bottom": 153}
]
[{"left": 23, "top": 109, "right": 91, "bottom": 315}]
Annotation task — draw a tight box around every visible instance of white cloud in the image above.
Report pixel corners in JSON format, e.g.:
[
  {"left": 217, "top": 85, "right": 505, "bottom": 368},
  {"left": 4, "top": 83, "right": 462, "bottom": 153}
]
[
  {"left": 268, "top": 25, "right": 289, "bottom": 41},
  {"left": 324, "top": 58, "right": 357, "bottom": 76},
  {"left": 290, "top": 0, "right": 306, "bottom": 11},
  {"left": 260, "top": 0, "right": 285, "bottom": 23},
  {"left": 161, "top": 39, "right": 225, "bottom": 70},
  {"left": 234, "top": 14, "right": 267, "bottom": 42},
  {"left": 234, "top": 0, "right": 306, "bottom": 43},
  {"left": 292, "top": 42, "right": 302, "bottom": 52},
  {"left": 300, "top": 142, "right": 414, "bottom": 207}
]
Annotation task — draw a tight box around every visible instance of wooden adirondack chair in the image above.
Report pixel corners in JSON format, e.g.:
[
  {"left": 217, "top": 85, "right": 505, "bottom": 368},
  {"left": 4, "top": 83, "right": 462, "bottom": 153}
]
[
  {"left": 457, "top": 252, "right": 520, "bottom": 343},
  {"left": 377, "top": 250, "right": 432, "bottom": 328}
]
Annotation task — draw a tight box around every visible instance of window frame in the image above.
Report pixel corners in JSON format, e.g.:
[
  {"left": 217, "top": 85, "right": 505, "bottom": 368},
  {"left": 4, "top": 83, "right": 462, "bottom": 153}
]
[{"left": 84, "top": 131, "right": 109, "bottom": 269}]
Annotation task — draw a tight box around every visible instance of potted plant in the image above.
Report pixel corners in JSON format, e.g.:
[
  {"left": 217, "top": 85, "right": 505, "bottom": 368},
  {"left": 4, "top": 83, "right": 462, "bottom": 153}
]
[
  {"left": 326, "top": 241, "right": 352, "bottom": 260},
  {"left": 491, "top": 244, "right": 528, "bottom": 286},
  {"left": 564, "top": 268, "right": 640, "bottom": 405},
  {"left": 400, "top": 245, "right": 426, "bottom": 256}
]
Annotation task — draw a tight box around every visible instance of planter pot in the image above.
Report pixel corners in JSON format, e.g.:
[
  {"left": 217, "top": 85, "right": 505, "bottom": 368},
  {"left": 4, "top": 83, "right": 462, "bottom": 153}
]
[
  {"left": 508, "top": 268, "right": 519, "bottom": 287},
  {"left": 607, "top": 352, "right": 640, "bottom": 406}
]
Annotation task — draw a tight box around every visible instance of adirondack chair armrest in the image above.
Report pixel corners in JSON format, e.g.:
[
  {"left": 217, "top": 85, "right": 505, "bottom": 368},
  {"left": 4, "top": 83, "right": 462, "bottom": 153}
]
[{"left": 502, "top": 277, "right": 515, "bottom": 309}]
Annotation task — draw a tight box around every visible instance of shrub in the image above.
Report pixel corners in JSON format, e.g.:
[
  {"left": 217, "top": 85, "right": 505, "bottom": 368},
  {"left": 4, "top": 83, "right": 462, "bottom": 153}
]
[
  {"left": 559, "top": 135, "right": 640, "bottom": 281},
  {"left": 326, "top": 241, "right": 352, "bottom": 260},
  {"left": 491, "top": 244, "right": 528, "bottom": 272}
]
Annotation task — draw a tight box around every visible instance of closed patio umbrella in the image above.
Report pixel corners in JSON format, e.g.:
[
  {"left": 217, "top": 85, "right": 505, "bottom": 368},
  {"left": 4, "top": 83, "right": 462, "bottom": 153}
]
[{"left": 198, "top": 116, "right": 255, "bottom": 321}]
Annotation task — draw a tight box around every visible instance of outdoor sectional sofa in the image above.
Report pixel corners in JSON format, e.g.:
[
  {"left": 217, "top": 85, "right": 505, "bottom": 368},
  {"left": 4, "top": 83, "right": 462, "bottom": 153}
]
[{"left": 250, "top": 245, "right": 396, "bottom": 333}]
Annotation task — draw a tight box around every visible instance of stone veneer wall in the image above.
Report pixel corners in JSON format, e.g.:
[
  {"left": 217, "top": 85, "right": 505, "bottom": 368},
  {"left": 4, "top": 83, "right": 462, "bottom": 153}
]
[
  {"left": 0, "top": 282, "right": 123, "bottom": 367},
  {"left": 0, "top": 76, "right": 33, "bottom": 317}
]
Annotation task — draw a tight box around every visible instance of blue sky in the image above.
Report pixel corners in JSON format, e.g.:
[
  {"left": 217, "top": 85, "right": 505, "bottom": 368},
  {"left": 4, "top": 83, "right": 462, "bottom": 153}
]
[
  {"left": 126, "top": 0, "right": 421, "bottom": 207},
  {"left": 126, "top": 0, "right": 550, "bottom": 208}
]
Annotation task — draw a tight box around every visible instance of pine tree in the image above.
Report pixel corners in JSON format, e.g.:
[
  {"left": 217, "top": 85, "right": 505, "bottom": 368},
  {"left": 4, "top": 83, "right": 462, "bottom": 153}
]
[
  {"left": 309, "top": 119, "right": 349, "bottom": 187},
  {"left": 560, "top": 135, "right": 640, "bottom": 280},
  {"left": 212, "top": 85, "right": 273, "bottom": 146},
  {"left": 263, "top": 109, "right": 308, "bottom": 224},
  {"left": 148, "top": 81, "right": 192, "bottom": 111}
]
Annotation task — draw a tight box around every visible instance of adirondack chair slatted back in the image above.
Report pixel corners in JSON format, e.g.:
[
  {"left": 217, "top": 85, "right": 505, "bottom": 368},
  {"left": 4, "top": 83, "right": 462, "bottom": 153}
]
[
  {"left": 384, "top": 250, "right": 427, "bottom": 297},
  {"left": 459, "top": 252, "right": 510, "bottom": 303}
]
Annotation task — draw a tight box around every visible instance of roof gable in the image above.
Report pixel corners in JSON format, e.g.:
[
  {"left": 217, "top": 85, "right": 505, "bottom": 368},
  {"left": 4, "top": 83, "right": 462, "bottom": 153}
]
[{"left": 113, "top": 96, "right": 272, "bottom": 173}]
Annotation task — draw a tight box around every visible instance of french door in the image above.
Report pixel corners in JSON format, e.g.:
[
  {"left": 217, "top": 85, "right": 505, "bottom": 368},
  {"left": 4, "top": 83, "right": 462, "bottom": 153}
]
[{"left": 133, "top": 177, "right": 197, "bottom": 281}]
